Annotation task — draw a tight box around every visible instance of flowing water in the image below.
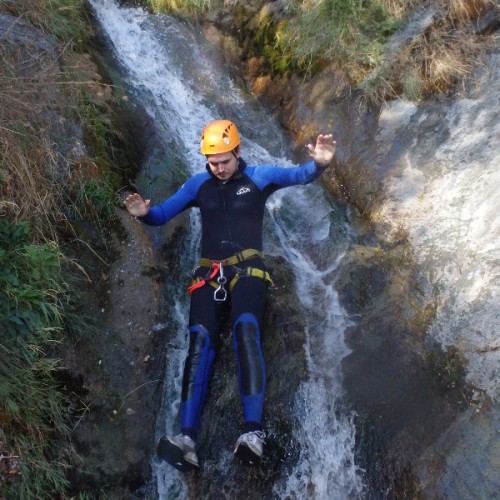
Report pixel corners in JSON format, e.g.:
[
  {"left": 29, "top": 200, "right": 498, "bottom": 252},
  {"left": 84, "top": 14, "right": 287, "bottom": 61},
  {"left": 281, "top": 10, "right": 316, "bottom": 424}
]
[{"left": 90, "top": 1, "right": 364, "bottom": 497}]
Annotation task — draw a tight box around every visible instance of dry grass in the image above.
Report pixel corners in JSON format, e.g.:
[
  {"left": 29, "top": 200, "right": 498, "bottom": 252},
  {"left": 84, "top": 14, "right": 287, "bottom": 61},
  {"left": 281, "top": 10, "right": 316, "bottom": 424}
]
[
  {"left": 418, "top": 30, "right": 481, "bottom": 92},
  {"left": 0, "top": 140, "right": 65, "bottom": 242},
  {"left": 359, "top": 0, "right": 494, "bottom": 101},
  {"left": 447, "top": 0, "right": 490, "bottom": 20},
  {"left": 1, "top": 0, "right": 86, "bottom": 48},
  {"left": 402, "top": 0, "right": 491, "bottom": 95},
  {"left": 0, "top": 6, "right": 116, "bottom": 243},
  {"left": 148, "top": 0, "right": 216, "bottom": 14},
  {"left": 0, "top": 39, "right": 74, "bottom": 242}
]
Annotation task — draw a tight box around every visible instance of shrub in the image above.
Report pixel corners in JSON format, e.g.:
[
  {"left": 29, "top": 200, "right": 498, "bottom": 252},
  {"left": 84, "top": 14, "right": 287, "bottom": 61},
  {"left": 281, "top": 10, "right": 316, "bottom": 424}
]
[
  {"left": 0, "top": 1, "right": 124, "bottom": 496},
  {"left": 0, "top": 221, "right": 71, "bottom": 498},
  {"left": 280, "top": 0, "right": 402, "bottom": 76}
]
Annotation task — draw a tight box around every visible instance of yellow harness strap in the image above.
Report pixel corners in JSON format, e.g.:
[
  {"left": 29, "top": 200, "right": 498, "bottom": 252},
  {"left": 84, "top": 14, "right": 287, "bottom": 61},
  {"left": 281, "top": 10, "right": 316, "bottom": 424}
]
[
  {"left": 198, "top": 248, "right": 264, "bottom": 268},
  {"left": 229, "top": 267, "right": 274, "bottom": 290}
]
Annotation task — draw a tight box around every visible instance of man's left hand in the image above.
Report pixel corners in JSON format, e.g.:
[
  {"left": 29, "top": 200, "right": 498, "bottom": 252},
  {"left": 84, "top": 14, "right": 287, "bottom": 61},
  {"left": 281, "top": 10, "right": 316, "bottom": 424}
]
[{"left": 307, "top": 134, "right": 336, "bottom": 167}]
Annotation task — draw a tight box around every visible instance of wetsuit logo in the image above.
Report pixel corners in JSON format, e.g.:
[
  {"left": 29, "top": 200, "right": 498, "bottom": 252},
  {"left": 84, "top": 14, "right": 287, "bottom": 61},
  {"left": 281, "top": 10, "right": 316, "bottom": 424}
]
[{"left": 236, "top": 187, "right": 251, "bottom": 196}]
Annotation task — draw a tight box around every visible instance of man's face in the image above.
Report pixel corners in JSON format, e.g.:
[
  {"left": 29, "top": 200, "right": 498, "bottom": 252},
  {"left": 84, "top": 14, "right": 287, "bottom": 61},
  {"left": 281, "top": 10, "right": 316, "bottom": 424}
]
[{"left": 206, "top": 150, "right": 239, "bottom": 181}]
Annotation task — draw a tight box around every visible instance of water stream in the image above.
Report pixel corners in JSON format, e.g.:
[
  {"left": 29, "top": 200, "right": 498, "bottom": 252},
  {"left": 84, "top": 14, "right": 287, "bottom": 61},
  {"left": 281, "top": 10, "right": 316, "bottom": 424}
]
[{"left": 90, "top": 1, "right": 364, "bottom": 497}]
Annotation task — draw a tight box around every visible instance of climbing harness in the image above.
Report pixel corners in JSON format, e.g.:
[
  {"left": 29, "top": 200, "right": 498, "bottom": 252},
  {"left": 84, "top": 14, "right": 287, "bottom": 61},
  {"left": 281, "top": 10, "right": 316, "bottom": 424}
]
[{"left": 187, "top": 249, "right": 274, "bottom": 300}]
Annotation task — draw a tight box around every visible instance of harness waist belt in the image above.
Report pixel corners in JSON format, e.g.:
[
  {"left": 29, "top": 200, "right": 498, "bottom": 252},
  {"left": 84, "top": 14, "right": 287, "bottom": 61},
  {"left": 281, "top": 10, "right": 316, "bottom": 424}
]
[{"left": 198, "top": 248, "right": 264, "bottom": 268}]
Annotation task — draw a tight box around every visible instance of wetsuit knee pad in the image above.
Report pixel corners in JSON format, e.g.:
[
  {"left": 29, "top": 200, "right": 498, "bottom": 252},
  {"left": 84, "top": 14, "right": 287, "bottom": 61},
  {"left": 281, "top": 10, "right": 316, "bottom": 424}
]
[
  {"left": 233, "top": 313, "right": 264, "bottom": 395},
  {"left": 181, "top": 324, "right": 214, "bottom": 403},
  {"left": 180, "top": 324, "right": 216, "bottom": 433}
]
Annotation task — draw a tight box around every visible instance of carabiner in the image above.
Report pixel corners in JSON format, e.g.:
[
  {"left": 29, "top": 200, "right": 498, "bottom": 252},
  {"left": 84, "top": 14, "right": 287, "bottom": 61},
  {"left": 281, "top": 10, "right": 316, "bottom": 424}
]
[{"left": 214, "top": 262, "right": 228, "bottom": 301}]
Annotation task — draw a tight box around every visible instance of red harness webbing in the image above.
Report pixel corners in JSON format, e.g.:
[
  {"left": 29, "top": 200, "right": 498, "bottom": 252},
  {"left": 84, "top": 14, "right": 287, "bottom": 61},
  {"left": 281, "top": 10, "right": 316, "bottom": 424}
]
[{"left": 187, "top": 262, "right": 221, "bottom": 295}]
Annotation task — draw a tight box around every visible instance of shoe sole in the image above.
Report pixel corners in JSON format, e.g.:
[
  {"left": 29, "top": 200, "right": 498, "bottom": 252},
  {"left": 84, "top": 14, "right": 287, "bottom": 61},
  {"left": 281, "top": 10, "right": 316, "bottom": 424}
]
[
  {"left": 157, "top": 436, "right": 199, "bottom": 472},
  {"left": 234, "top": 443, "right": 262, "bottom": 465}
]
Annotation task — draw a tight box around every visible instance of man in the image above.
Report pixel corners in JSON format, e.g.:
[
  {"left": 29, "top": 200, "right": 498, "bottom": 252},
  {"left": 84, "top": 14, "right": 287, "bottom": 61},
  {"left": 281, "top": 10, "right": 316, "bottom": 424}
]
[{"left": 124, "top": 120, "right": 336, "bottom": 471}]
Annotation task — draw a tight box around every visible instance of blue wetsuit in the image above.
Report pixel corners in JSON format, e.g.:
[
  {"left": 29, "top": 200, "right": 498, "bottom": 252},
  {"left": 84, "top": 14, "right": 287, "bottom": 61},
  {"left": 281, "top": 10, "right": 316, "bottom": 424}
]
[{"left": 142, "top": 158, "right": 325, "bottom": 437}]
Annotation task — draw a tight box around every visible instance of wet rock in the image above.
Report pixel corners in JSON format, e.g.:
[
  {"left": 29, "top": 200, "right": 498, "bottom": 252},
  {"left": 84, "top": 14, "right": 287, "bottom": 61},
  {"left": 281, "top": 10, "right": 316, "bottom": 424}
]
[
  {"left": 336, "top": 243, "right": 475, "bottom": 495},
  {"left": 196, "top": 6, "right": 500, "bottom": 496},
  {"left": 0, "top": 13, "right": 58, "bottom": 53},
  {"left": 416, "top": 400, "right": 500, "bottom": 498},
  {"left": 61, "top": 210, "right": 165, "bottom": 496}
]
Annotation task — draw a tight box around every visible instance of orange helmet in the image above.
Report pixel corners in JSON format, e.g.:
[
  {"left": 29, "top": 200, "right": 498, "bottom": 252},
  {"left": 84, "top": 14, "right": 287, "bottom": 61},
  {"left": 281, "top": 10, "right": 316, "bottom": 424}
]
[{"left": 200, "top": 120, "right": 240, "bottom": 155}]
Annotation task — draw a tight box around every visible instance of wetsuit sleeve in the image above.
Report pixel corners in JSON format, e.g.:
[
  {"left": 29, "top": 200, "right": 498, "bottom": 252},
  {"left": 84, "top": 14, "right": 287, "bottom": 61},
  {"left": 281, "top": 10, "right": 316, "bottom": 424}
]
[
  {"left": 140, "top": 173, "right": 206, "bottom": 226},
  {"left": 249, "top": 160, "right": 326, "bottom": 191}
]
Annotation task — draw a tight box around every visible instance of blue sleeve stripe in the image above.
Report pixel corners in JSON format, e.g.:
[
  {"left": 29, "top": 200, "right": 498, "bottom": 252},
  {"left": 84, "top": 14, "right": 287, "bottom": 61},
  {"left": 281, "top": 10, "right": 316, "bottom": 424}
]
[
  {"left": 142, "top": 172, "right": 209, "bottom": 226},
  {"left": 247, "top": 161, "right": 324, "bottom": 191}
]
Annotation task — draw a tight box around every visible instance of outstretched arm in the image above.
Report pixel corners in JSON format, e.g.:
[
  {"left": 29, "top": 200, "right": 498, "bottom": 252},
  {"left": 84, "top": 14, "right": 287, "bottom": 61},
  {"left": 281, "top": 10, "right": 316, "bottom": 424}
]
[
  {"left": 124, "top": 193, "right": 151, "bottom": 217},
  {"left": 123, "top": 172, "right": 208, "bottom": 226},
  {"left": 306, "top": 134, "right": 336, "bottom": 167}
]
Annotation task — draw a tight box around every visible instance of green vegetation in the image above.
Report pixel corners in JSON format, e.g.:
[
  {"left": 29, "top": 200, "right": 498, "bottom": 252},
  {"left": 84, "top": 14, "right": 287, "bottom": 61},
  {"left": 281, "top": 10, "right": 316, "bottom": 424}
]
[
  {"left": 147, "top": 0, "right": 215, "bottom": 15},
  {"left": 145, "top": 0, "right": 492, "bottom": 101},
  {"left": 78, "top": 177, "right": 119, "bottom": 223},
  {"left": 0, "top": 222, "right": 71, "bottom": 498},
  {"left": 279, "top": 0, "right": 401, "bottom": 76},
  {"left": 1, "top": 0, "right": 87, "bottom": 49},
  {"left": 0, "top": 0, "right": 129, "bottom": 496},
  {"left": 429, "top": 346, "right": 468, "bottom": 395},
  {"left": 76, "top": 99, "right": 122, "bottom": 224}
]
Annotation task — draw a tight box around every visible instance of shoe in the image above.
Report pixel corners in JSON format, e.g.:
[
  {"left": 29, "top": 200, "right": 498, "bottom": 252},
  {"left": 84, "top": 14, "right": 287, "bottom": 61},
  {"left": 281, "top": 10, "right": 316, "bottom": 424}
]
[
  {"left": 234, "top": 430, "right": 265, "bottom": 464},
  {"left": 157, "top": 434, "right": 199, "bottom": 471}
]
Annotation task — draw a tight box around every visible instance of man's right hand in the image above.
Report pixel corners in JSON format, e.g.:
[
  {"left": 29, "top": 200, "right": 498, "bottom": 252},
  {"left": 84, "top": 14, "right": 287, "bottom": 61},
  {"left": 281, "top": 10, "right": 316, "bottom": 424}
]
[{"left": 124, "top": 193, "right": 151, "bottom": 217}]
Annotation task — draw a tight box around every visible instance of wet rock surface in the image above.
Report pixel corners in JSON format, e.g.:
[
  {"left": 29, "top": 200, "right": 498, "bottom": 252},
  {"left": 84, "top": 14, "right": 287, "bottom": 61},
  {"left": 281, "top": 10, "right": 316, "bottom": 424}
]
[
  {"left": 199, "top": 2, "right": 500, "bottom": 497},
  {"left": 335, "top": 244, "right": 472, "bottom": 494},
  {"left": 416, "top": 399, "right": 500, "bottom": 499},
  {"left": 61, "top": 211, "right": 164, "bottom": 497}
]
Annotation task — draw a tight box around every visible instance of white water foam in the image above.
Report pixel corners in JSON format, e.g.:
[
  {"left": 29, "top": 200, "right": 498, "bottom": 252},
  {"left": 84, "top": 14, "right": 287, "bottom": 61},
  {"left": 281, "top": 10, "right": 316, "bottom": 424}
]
[{"left": 269, "top": 188, "right": 364, "bottom": 498}]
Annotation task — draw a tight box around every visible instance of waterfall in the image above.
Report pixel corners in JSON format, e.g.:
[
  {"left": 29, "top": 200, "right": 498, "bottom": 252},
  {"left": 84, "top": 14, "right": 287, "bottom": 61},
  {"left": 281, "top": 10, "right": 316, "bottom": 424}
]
[{"left": 89, "top": 1, "right": 364, "bottom": 497}]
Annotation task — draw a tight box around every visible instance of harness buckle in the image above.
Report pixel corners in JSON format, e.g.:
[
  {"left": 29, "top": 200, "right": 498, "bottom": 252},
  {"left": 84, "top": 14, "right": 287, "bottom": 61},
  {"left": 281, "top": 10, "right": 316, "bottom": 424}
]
[{"left": 213, "top": 262, "right": 228, "bottom": 301}]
